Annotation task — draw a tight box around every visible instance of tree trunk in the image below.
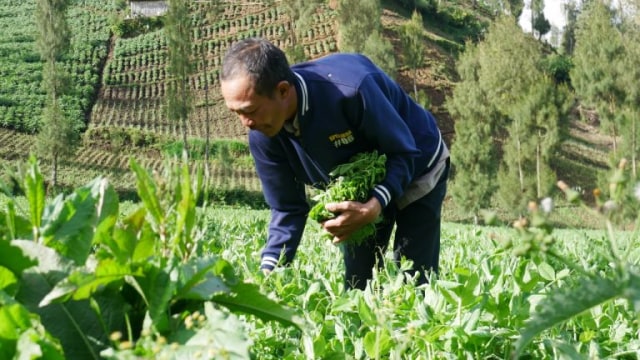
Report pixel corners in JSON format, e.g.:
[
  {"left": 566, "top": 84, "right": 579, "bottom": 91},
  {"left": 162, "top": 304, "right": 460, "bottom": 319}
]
[{"left": 536, "top": 131, "right": 541, "bottom": 198}]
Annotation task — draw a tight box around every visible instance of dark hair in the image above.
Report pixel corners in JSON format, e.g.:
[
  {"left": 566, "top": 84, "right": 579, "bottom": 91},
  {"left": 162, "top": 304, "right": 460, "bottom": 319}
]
[{"left": 221, "top": 38, "right": 296, "bottom": 97}]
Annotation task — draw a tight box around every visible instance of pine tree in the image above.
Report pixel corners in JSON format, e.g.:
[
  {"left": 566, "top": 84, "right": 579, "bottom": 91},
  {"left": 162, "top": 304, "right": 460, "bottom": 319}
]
[
  {"left": 336, "top": 0, "right": 380, "bottom": 53},
  {"left": 165, "top": 0, "right": 193, "bottom": 153},
  {"left": 35, "top": 0, "right": 77, "bottom": 190},
  {"left": 400, "top": 10, "right": 425, "bottom": 98},
  {"left": 447, "top": 45, "right": 501, "bottom": 222},
  {"left": 277, "top": 0, "right": 323, "bottom": 63},
  {"left": 362, "top": 30, "right": 397, "bottom": 78},
  {"left": 617, "top": 16, "right": 640, "bottom": 177},
  {"left": 572, "top": 1, "right": 626, "bottom": 162},
  {"left": 337, "top": 0, "right": 396, "bottom": 77}
]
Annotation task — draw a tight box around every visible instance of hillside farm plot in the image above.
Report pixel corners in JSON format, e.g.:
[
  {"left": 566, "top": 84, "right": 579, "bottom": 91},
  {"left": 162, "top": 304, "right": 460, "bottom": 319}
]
[
  {"left": 90, "top": 2, "right": 338, "bottom": 141},
  {"left": 0, "top": 0, "right": 112, "bottom": 133}
]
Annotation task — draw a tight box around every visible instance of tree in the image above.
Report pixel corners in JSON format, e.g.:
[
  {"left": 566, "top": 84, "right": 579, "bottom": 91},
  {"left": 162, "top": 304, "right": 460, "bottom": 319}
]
[
  {"left": 165, "top": 0, "right": 193, "bottom": 153},
  {"left": 617, "top": 16, "right": 640, "bottom": 177},
  {"left": 561, "top": 0, "right": 580, "bottom": 54},
  {"left": 447, "top": 45, "right": 500, "bottom": 223},
  {"left": 362, "top": 30, "right": 397, "bottom": 78},
  {"left": 571, "top": 1, "right": 625, "bottom": 160},
  {"left": 336, "top": 0, "right": 380, "bottom": 53},
  {"left": 400, "top": 10, "right": 426, "bottom": 98},
  {"left": 196, "top": 0, "right": 223, "bottom": 179},
  {"left": 337, "top": 0, "right": 396, "bottom": 77},
  {"left": 447, "top": 16, "right": 568, "bottom": 215},
  {"left": 277, "top": 0, "right": 323, "bottom": 63},
  {"left": 35, "top": 0, "right": 78, "bottom": 190}
]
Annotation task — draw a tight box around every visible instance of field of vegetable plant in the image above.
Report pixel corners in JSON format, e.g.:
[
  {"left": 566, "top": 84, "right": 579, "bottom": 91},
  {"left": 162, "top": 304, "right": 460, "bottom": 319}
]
[
  {"left": 1, "top": 157, "right": 639, "bottom": 359},
  {"left": 0, "top": 0, "right": 111, "bottom": 133}
]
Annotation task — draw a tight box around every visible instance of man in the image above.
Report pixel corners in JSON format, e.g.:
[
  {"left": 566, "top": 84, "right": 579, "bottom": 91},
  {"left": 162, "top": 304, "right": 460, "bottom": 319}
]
[{"left": 220, "top": 38, "right": 449, "bottom": 290}]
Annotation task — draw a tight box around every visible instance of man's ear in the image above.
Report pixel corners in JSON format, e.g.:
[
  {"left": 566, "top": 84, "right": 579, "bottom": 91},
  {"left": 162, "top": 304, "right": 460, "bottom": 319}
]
[{"left": 276, "top": 80, "right": 291, "bottom": 98}]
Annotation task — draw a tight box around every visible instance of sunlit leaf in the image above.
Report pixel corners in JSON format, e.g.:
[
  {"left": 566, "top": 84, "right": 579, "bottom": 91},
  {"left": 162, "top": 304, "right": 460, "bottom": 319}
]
[
  {"left": 213, "top": 282, "right": 308, "bottom": 331},
  {"left": 514, "top": 275, "right": 624, "bottom": 357}
]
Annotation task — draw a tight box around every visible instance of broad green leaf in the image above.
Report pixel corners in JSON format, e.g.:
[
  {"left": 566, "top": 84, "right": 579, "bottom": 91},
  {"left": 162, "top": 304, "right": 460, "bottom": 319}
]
[
  {"left": 363, "top": 329, "right": 391, "bottom": 358},
  {"left": 40, "top": 259, "right": 134, "bottom": 306},
  {"left": 102, "top": 303, "right": 251, "bottom": 360},
  {"left": 130, "top": 263, "right": 176, "bottom": 332},
  {"left": 357, "top": 294, "right": 378, "bottom": 327},
  {"left": 121, "top": 207, "right": 158, "bottom": 263},
  {"left": 91, "top": 178, "right": 119, "bottom": 251},
  {"left": 5, "top": 212, "right": 32, "bottom": 242},
  {"left": 15, "top": 327, "right": 65, "bottom": 360},
  {"left": 177, "top": 256, "right": 229, "bottom": 300},
  {"left": 537, "top": 262, "right": 555, "bottom": 281},
  {"left": 171, "top": 161, "right": 196, "bottom": 255},
  {"left": 40, "top": 179, "right": 109, "bottom": 264},
  {"left": 0, "top": 240, "right": 37, "bottom": 277},
  {"left": 13, "top": 240, "right": 125, "bottom": 360},
  {"left": 625, "top": 269, "right": 640, "bottom": 312},
  {"left": 23, "top": 155, "right": 45, "bottom": 237},
  {"left": 513, "top": 275, "right": 624, "bottom": 357},
  {"left": 130, "top": 158, "right": 164, "bottom": 228},
  {"left": 0, "top": 266, "right": 18, "bottom": 294},
  {"left": 0, "top": 303, "right": 30, "bottom": 360},
  {"left": 213, "top": 282, "right": 308, "bottom": 331},
  {"left": 0, "top": 303, "right": 31, "bottom": 340}
]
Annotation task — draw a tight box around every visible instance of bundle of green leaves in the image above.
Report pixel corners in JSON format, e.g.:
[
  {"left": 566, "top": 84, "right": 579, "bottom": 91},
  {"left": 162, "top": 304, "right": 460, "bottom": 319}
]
[{"left": 309, "top": 151, "right": 387, "bottom": 245}]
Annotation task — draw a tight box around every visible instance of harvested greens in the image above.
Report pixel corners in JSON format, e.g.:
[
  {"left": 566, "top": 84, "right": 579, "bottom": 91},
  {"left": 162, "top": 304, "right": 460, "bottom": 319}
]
[{"left": 309, "top": 151, "right": 387, "bottom": 245}]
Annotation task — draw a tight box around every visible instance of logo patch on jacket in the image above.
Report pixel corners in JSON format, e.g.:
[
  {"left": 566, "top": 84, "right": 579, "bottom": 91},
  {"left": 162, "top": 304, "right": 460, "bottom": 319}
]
[{"left": 329, "top": 130, "right": 354, "bottom": 148}]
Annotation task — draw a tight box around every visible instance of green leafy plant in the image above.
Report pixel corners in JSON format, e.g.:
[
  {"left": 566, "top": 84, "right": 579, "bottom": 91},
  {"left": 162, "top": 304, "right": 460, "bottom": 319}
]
[
  {"left": 0, "top": 155, "right": 306, "bottom": 359},
  {"left": 507, "top": 158, "right": 640, "bottom": 357},
  {"left": 308, "top": 151, "right": 386, "bottom": 245}
]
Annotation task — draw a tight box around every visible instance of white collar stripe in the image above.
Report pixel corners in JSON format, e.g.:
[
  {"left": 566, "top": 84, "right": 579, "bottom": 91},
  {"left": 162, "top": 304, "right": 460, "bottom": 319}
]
[
  {"left": 294, "top": 72, "right": 309, "bottom": 115},
  {"left": 426, "top": 131, "right": 442, "bottom": 169}
]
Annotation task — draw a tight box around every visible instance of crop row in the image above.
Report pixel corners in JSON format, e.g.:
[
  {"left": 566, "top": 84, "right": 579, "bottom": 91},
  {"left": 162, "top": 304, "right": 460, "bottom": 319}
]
[
  {"left": 89, "top": 96, "right": 246, "bottom": 140},
  {"left": 105, "top": 32, "right": 336, "bottom": 87}
]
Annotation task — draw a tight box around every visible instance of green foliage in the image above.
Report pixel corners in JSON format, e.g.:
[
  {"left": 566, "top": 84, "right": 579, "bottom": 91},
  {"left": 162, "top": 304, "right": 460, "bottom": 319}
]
[
  {"left": 508, "top": 159, "right": 640, "bottom": 357},
  {"left": 447, "top": 45, "right": 499, "bottom": 220},
  {"left": 162, "top": 139, "right": 251, "bottom": 166},
  {"left": 543, "top": 53, "right": 573, "bottom": 85},
  {"left": 165, "top": 0, "right": 193, "bottom": 150},
  {"left": 447, "top": 15, "right": 569, "bottom": 215},
  {"left": 337, "top": 0, "right": 381, "bottom": 53},
  {"left": 309, "top": 151, "right": 386, "bottom": 245},
  {"left": 111, "top": 16, "right": 164, "bottom": 38},
  {"left": 362, "top": 31, "right": 397, "bottom": 79},
  {"left": 0, "top": 1, "right": 110, "bottom": 133},
  {"left": 0, "top": 156, "right": 305, "bottom": 358},
  {"left": 400, "top": 10, "right": 425, "bottom": 96}
]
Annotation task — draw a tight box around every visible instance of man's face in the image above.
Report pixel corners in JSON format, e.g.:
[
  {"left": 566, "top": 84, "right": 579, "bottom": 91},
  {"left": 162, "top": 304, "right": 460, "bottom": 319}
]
[{"left": 221, "top": 74, "right": 292, "bottom": 138}]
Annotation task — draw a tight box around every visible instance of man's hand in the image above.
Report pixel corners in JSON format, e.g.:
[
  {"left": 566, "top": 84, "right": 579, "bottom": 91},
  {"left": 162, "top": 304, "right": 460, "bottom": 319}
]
[{"left": 322, "top": 197, "right": 382, "bottom": 244}]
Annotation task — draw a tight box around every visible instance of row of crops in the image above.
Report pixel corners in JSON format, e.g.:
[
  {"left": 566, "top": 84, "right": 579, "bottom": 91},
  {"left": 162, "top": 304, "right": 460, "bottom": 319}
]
[
  {"left": 0, "top": 0, "right": 112, "bottom": 133},
  {"left": 90, "top": 1, "right": 339, "bottom": 149}
]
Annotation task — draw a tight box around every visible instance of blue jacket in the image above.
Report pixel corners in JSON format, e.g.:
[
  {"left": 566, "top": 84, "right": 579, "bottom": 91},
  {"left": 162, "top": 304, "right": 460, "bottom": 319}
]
[{"left": 250, "top": 53, "right": 445, "bottom": 270}]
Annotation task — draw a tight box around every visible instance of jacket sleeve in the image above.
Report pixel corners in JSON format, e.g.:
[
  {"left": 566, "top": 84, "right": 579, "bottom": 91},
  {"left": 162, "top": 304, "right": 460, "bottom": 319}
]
[
  {"left": 350, "top": 73, "right": 422, "bottom": 208},
  {"left": 249, "top": 130, "right": 309, "bottom": 271}
]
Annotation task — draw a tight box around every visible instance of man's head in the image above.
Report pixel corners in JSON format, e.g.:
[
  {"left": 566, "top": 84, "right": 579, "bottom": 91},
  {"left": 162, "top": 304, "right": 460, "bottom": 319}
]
[{"left": 220, "top": 38, "right": 297, "bottom": 137}]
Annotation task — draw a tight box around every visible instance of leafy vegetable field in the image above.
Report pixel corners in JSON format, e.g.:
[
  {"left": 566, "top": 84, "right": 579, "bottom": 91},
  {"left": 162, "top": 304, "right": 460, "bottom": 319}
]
[{"left": 1, "top": 158, "right": 639, "bottom": 359}]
